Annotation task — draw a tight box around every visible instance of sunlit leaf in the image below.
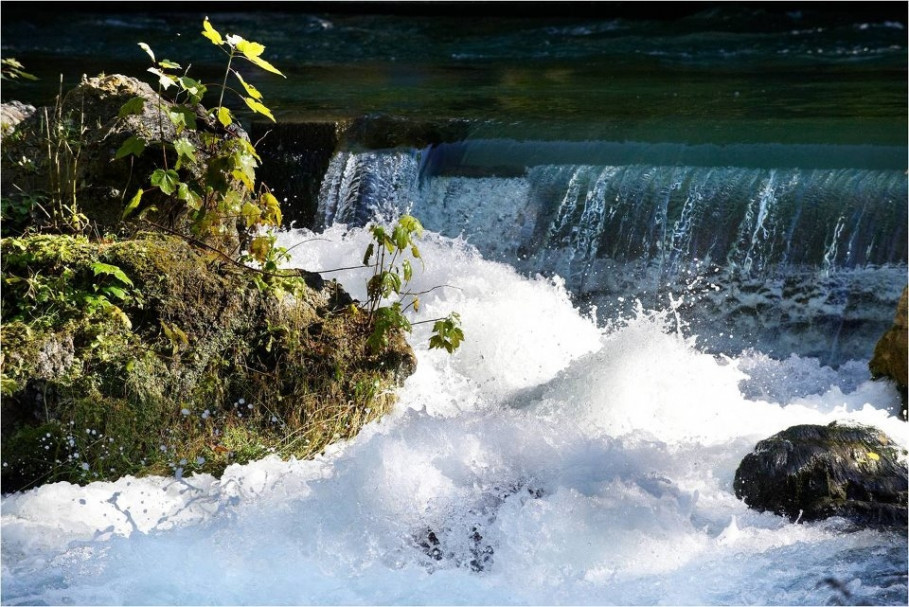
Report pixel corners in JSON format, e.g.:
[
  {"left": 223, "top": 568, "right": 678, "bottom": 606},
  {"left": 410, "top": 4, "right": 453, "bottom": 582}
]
[
  {"left": 148, "top": 67, "right": 177, "bottom": 90},
  {"left": 261, "top": 191, "right": 282, "bottom": 225},
  {"left": 236, "top": 39, "right": 265, "bottom": 58},
  {"left": 242, "top": 96, "right": 275, "bottom": 122},
  {"left": 176, "top": 182, "right": 202, "bottom": 210},
  {"left": 138, "top": 42, "right": 155, "bottom": 63},
  {"left": 217, "top": 106, "right": 233, "bottom": 127},
  {"left": 233, "top": 71, "right": 263, "bottom": 100},
  {"left": 158, "top": 59, "right": 181, "bottom": 70},
  {"left": 201, "top": 18, "right": 223, "bottom": 46},
  {"left": 244, "top": 54, "right": 285, "bottom": 77},
  {"left": 121, "top": 189, "right": 143, "bottom": 220}
]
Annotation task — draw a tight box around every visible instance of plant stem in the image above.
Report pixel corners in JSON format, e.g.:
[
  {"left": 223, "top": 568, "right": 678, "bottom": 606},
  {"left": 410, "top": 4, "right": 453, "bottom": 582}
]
[{"left": 217, "top": 51, "right": 234, "bottom": 113}]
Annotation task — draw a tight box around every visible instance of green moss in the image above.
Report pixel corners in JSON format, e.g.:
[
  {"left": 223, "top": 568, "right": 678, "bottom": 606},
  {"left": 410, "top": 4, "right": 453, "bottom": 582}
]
[{"left": 1, "top": 233, "right": 415, "bottom": 492}]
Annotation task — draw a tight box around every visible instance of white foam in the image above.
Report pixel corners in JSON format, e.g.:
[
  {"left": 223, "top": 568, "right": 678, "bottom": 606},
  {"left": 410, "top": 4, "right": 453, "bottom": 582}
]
[{"left": 2, "top": 227, "right": 905, "bottom": 605}]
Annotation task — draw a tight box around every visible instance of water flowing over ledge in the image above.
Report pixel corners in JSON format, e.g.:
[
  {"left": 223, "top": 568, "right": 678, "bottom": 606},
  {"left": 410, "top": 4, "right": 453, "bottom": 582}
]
[{"left": 315, "top": 141, "right": 907, "bottom": 365}]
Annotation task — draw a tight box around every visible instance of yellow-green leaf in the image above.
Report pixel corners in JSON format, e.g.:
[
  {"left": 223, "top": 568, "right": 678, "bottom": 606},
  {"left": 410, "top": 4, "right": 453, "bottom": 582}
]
[
  {"left": 261, "top": 191, "right": 282, "bottom": 225},
  {"left": 217, "top": 106, "right": 233, "bottom": 128},
  {"left": 244, "top": 54, "right": 285, "bottom": 78},
  {"left": 234, "top": 71, "right": 263, "bottom": 100},
  {"left": 232, "top": 168, "right": 254, "bottom": 192},
  {"left": 236, "top": 39, "right": 265, "bottom": 58},
  {"left": 243, "top": 96, "right": 275, "bottom": 122},
  {"left": 241, "top": 201, "right": 261, "bottom": 227},
  {"left": 201, "top": 18, "right": 223, "bottom": 46},
  {"left": 122, "top": 189, "right": 143, "bottom": 220}
]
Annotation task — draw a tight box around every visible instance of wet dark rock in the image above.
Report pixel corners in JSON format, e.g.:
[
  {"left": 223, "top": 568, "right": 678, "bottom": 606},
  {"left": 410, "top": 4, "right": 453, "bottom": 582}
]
[{"left": 733, "top": 422, "right": 908, "bottom": 527}]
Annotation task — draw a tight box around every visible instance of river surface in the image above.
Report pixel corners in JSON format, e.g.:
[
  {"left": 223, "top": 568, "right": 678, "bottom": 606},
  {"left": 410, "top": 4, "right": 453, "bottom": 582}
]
[{"left": 1, "top": 5, "right": 907, "bottom": 605}]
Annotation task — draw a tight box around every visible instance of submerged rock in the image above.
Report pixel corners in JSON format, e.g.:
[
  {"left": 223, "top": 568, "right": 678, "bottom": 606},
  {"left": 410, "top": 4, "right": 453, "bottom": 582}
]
[
  {"left": 869, "top": 286, "right": 908, "bottom": 418},
  {"left": 733, "top": 422, "right": 907, "bottom": 527}
]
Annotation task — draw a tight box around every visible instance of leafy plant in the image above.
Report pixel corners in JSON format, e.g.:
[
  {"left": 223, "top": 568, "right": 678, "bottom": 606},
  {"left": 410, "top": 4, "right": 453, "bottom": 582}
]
[
  {"left": 362, "top": 214, "right": 463, "bottom": 354},
  {"left": 0, "top": 58, "right": 37, "bottom": 81},
  {"left": 116, "top": 18, "right": 284, "bottom": 262}
]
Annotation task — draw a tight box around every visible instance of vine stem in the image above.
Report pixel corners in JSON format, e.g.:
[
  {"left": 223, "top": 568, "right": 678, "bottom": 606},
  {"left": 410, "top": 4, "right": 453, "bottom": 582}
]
[{"left": 217, "top": 51, "right": 234, "bottom": 113}]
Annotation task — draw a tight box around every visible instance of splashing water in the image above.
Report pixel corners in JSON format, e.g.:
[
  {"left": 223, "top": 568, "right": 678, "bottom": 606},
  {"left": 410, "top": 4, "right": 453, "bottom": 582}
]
[{"left": 2, "top": 226, "right": 906, "bottom": 605}]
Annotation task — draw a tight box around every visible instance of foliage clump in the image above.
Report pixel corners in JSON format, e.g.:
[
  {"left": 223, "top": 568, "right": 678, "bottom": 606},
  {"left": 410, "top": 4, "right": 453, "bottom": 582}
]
[{"left": 1, "top": 234, "right": 415, "bottom": 492}]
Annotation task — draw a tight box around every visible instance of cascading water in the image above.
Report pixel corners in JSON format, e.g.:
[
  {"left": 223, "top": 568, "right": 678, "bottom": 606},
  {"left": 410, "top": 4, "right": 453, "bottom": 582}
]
[
  {"left": 316, "top": 141, "right": 908, "bottom": 364},
  {"left": 2, "top": 6, "right": 907, "bottom": 605}
]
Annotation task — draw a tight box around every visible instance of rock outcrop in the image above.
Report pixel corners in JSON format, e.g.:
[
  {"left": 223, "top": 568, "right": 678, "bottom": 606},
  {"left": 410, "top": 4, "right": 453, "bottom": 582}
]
[
  {"left": 869, "top": 286, "right": 908, "bottom": 418},
  {"left": 0, "top": 76, "right": 418, "bottom": 493},
  {"left": 733, "top": 422, "right": 907, "bottom": 527}
]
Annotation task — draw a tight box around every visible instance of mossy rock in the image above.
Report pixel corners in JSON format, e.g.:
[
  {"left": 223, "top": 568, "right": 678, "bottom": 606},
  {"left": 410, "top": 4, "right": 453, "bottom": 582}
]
[{"left": 1, "top": 233, "right": 416, "bottom": 492}]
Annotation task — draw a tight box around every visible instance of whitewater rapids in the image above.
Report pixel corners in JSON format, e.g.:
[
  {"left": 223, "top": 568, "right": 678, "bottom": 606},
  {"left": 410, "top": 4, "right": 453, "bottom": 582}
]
[{"left": 2, "top": 225, "right": 906, "bottom": 605}]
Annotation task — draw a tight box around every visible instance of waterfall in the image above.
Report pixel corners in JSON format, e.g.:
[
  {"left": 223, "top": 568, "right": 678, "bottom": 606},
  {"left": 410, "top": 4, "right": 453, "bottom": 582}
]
[{"left": 315, "top": 143, "right": 907, "bottom": 364}]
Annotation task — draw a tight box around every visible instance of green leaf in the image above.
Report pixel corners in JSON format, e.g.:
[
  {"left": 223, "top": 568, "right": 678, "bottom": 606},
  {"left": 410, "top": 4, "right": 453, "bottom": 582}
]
[
  {"left": 118, "top": 96, "right": 145, "bottom": 118},
  {"left": 363, "top": 243, "right": 375, "bottom": 266},
  {"left": 392, "top": 225, "right": 409, "bottom": 250},
  {"left": 234, "top": 71, "right": 263, "bottom": 100},
  {"left": 243, "top": 96, "right": 275, "bottom": 122},
  {"left": 178, "top": 76, "right": 207, "bottom": 104},
  {"left": 216, "top": 106, "right": 233, "bottom": 128},
  {"left": 102, "top": 285, "right": 128, "bottom": 300},
  {"left": 167, "top": 106, "right": 197, "bottom": 133},
  {"left": 176, "top": 182, "right": 202, "bottom": 210},
  {"left": 402, "top": 259, "right": 413, "bottom": 282},
  {"left": 138, "top": 42, "right": 155, "bottom": 63},
  {"left": 91, "top": 262, "right": 134, "bottom": 287},
  {"left": 150, "top": 169, "right": 180, "bottom": 195},
  {"left": 429, "top": 313, "right": 464, "bottom": 353},
  {"left": 115, "top": 135, "right": 146, "bottom": 159},
  {"left": 173, "top": 137, "right": 197, "bottom": 169},
  {"left": 122, "top": 189, "right": 143, "bottom": 220},
  {"left": 201, "top": 18, "right": 224, "bottom": 46},
  {"left": 158, "top": 59, "right": 181, "bottom": 70}
]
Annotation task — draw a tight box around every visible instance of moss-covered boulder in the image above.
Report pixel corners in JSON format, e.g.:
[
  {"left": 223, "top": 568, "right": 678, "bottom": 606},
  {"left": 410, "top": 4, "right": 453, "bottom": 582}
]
[
  {"left": 1, "top": 233, "right": 415, "bottom": 493},
  {"left": 733, "top": 422, "right": 908, "bottom": 527}
]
